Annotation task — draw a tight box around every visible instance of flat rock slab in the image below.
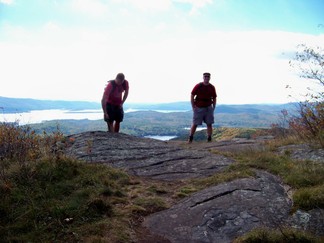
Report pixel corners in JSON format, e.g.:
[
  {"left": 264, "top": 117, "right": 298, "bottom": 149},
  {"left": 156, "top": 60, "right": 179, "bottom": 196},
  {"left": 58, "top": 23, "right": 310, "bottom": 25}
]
[
  {"left": 181, "top": 137, "right": 274, "bottom": 153},
  {"left": 65, "top": 131, "right": 322, "bottom": 241},
  {"left": 278, "top": 144, "right": 324, "bottom": 163},
  {"left": 66, "top": 131, "right": 234, "bottom": 180},
  {"left": 143, "top": 170, "right": 292, "bottom": 243}
]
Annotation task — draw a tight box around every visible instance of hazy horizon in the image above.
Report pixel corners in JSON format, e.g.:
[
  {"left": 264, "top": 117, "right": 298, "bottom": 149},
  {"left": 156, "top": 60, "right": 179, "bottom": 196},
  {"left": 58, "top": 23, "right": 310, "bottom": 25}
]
[
  {"left": 0, "top": 99, "right": 293, "bottom": 126},
  {"left": 0, "top": 95, "right": 297, "bottom": 106}
]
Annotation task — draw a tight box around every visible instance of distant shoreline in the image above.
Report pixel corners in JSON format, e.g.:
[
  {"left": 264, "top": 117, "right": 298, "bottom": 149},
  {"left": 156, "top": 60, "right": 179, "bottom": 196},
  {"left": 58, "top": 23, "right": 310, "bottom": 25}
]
[
  {"left": 0, "top": 108, "right": 190, "bottom": 125},
  {"left": 0, "top": 96, "right": 295, "bottom": 114}
]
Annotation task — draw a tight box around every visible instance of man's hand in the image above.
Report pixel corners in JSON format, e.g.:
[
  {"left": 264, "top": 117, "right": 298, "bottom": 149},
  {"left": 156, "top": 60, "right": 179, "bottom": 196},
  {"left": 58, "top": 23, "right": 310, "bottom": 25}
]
[
  {"left": 191, "top": 102, "right": 196, "bottom": 110},
  {"left": 104, "top": 113, "right": 109, "bottom": 122}
]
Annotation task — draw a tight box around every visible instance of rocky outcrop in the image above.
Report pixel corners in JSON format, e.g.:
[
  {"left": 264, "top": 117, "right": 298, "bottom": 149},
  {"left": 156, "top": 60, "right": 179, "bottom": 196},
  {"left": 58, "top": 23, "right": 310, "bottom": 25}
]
[
  {"left": 191, "top": 136, "right": 273, "bottom": 152},
  {"left": 288, "top": 208, "right": 324, "bottom": 236},
  {"left": 143, "top": 170, "right": 292, "bottom": 243},
  {"left": 65, "top": 131, "right": 323, "bottom": 242},
  {"left": 66, "top": 131, "right": 234, "bottom": 180},
  {"left": 278, "top": 144, "right": 324, "bottom": 163}
]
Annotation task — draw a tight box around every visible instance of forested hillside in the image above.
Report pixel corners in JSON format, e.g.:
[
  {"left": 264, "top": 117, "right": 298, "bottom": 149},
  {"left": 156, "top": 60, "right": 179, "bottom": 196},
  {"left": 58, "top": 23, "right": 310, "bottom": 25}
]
[
  {"left": 27, "top": 109, "right": 287, "bottom": 138},
  {"left": 0, "top": 96, "right": 100, "bottom": 113},
  {"left": 1, "top": 96, "right": 297, "bottom": 137}
]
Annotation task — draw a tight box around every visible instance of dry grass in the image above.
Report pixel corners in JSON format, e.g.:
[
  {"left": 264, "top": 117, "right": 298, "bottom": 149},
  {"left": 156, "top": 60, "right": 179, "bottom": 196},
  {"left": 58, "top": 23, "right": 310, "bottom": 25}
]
[
  {"left": 234, "top": 227, "right": 323, "bottom": 243},
  {"left": 1, "top": 124, "right": 322, "bottom": 242},
  {"left": 208, "top": 136, "right": 324, "bottom": 211},
  {"left": 0, "top": 123, "right": 178, "bottom": 242}
]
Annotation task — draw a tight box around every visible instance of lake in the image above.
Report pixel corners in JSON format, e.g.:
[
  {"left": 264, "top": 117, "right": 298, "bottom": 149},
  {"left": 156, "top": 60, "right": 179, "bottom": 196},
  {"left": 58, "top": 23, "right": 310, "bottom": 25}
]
[
  {"left": 0, "top": 109, "right": 187, "bottom": 125},
  {"left": 144, "top": 135, "right": 178, "bottom": 141},
  {"left": 0, "top": 109, "right": 203, "bottom": 141},
  {"left": 0, "top": 109, "right": 104, "bottom": 125},
  {"left": 0, "top": 108, "right": 189, "bottom": 125}
]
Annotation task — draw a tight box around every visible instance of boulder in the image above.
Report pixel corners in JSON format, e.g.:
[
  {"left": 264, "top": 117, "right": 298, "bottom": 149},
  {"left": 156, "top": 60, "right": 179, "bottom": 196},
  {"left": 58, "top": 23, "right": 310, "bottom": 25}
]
[
  {"left": 288, "top": 208, "right": 324, "bottom": 236},
  {"left": 278, "top": 144, "right": 324, "bottom": 163},
  {"left": 143, "top": 170, "right": 292, "bottom": 243}
]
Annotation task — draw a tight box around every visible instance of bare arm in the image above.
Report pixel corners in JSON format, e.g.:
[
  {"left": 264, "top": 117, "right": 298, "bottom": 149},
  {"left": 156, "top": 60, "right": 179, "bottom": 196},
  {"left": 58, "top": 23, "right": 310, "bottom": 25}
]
[
  {"left": 191, "top": 94, "right": 196, "bottom": 110},
  {"left": 102, "top": 83, "right": 113, "bottom": 120},
  {"left": 101, "top": 92, "right": 106, "bottom": 111},
  {"left": 101, "top": 93, "right": 108, "bottom": 121},
  {"left": 122, "top": 89, "right": 129, "bottom": 105},
  {"left": 213, "top": 96, "right": 217, "bottom": 110},
  {"left": 212, "top": 87, "right": 217, "bottom": 110}
]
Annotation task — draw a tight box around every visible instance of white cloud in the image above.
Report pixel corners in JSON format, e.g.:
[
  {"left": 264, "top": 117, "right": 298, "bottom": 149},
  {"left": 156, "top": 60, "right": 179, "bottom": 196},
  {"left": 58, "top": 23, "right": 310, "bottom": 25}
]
[
  {"left": 70, "top": 0, "right": 109, "bottom": 16},
  {"left": 43, "top": 21, "right": 61, "bottom": 32},
  {"left": 174, "top": 0, "right": 212, "bottom": 8},
  {"left": 1, "top": 20, "right": 323, "bottom": 104},
  {"left": 111, "top": 0, "right": 212, "bottom": 14},
  {"left": 154, "top": 22, "right": 168, "bottom": 32},
  {"left": 173, "top": 0, "right": 213, "bottom": 15},
  {"left": 114, "top": 0, "right": 172, "bottom": 11},
  {"left": 2, "top": 0, "right": 324, "bottom": 106},
  {"left": 0, "top": 0, "right": 14, "bottom": 5},
  {"left": 112, "top": 0, "right": 212, "bottom": 12}
]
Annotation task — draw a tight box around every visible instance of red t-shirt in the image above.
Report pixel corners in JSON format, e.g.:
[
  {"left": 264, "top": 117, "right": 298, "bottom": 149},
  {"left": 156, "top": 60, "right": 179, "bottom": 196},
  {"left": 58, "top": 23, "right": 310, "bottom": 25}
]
[
  {"left": 103, "top": 80, "right": 129, "bottom": 106},
  {"left": 191, "top": 82, "right": 217, "bottom": 107}
]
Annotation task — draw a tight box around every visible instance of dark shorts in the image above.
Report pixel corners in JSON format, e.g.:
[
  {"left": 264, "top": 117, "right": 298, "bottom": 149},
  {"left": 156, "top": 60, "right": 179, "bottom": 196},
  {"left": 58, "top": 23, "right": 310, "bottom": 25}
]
[
  {"left": 193, "top": 105, "right": 214, "bottom": 125},
  {"left": 106, "top": 103, "right": 124, "bottom": 122}
]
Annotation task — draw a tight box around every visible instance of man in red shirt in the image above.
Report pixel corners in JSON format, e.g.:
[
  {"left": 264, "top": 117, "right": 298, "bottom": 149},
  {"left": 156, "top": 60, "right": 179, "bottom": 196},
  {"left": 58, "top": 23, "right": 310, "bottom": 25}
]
[
  {"left": 101, "top": 73, "right": 129, "bottom": 132},
  {"left": 188, "top": 72, "right": 217, "bottom": 143}
]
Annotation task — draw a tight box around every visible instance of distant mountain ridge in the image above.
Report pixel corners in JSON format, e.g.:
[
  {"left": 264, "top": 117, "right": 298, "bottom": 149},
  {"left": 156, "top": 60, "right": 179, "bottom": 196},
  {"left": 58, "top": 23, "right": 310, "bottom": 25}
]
[
  {"left": 0, "top": 96, "right": 296, "bottom": 115},
  {"left": 1, "top": 96, "right": 300, "bottom": 136},
  {"left": 0, "top": 96, "right": 100, "bottom": 113}
]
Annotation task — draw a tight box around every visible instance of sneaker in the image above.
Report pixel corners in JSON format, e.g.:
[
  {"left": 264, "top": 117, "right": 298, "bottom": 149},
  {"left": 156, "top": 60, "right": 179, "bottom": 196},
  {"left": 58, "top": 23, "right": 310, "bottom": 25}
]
[
  {"left": 188, "top": 135, "right": 193, "bottom": 143},
  {"left": 207, "top": 136, "right": 212, "bottom": 142}
]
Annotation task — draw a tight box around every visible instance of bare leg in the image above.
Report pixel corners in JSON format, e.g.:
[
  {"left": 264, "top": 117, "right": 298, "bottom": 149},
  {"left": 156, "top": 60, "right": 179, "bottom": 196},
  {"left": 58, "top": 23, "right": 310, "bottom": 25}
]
[
  {"left": 207, "top": 124, "right": 213, "bottom": 142},
  {"left": 207, "top": 124, "right": 213, "bottom": 136},
  {"left": 114, "top": 121, "right": 121, "bottom": 133},
  {"left": 188, "top": 124, "right": 197, "bottom": 143},
  {"left": 190, "top": 124, "right": 197, "bottom": 136},
  {"left": 107, "top": 122, "right": 114, "bottom": 132}
]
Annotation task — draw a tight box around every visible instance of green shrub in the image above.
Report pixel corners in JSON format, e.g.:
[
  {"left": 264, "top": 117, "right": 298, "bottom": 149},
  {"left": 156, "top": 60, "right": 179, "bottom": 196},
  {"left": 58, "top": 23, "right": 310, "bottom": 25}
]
[
  {"left": 234, "top": 227, "right": 321, "bottom": 243},
  {"left": 293, "top": 185, "right": 324, "bottom": 210},
  {"left": 0, "top": 123, "right": 131, "bottom": 242}
]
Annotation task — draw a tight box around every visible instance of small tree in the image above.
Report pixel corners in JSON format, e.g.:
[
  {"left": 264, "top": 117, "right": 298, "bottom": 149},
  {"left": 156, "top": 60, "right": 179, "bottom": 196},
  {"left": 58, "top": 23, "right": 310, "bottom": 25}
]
[{"left": 289, "top": 44, "right": 324, "bottom": 146}]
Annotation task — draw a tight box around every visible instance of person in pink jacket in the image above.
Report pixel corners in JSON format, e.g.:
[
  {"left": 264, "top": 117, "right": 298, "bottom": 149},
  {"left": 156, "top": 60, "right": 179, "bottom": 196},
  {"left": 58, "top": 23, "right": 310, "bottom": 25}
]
[{"left": 101, "top": 73, "right": 129, "bottom": 132}]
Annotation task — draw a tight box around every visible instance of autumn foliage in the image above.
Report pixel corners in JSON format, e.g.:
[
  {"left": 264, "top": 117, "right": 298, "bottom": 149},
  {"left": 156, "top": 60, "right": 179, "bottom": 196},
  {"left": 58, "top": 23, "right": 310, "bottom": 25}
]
[{"left": 288, "top": 44, "right": 324, "bottom": 147}]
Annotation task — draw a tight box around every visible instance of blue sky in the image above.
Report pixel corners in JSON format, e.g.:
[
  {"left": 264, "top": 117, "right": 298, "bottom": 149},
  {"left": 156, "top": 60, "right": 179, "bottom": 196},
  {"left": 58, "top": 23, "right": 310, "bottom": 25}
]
[{"left": 0, "top": 0, "right": 323, "bottom": 104}]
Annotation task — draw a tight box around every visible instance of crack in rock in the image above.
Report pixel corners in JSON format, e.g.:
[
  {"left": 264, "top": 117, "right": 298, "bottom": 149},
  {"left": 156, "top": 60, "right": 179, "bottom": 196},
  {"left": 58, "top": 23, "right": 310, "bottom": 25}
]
[
  {"left": 133, "top": 156, "right": 207, "bottom": 169},
  {"left": 190, "top": 188, "right": 262, "bottom": 208},
  {"left": 144, "top": 171, "right": 293, "bottom": 243}
]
